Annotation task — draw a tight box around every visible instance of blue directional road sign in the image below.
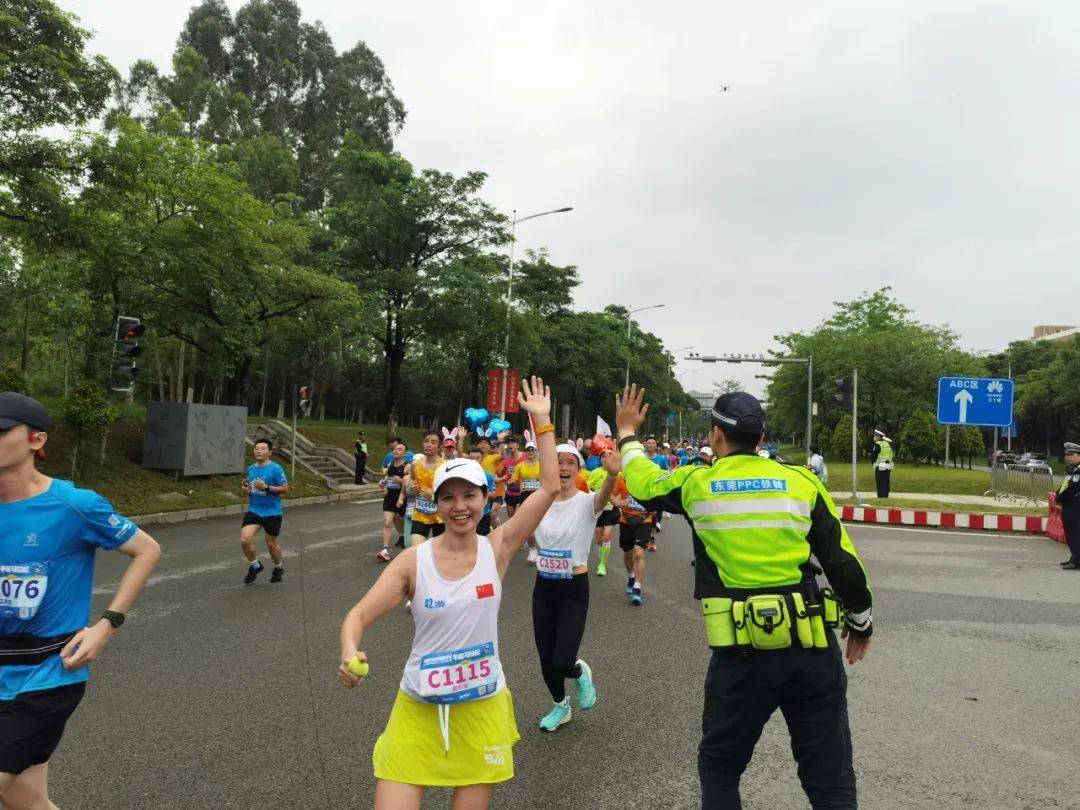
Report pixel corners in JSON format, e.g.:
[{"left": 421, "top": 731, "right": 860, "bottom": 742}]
[{"left": 936, "top": 377, "right": 1013, "bottom": 427}]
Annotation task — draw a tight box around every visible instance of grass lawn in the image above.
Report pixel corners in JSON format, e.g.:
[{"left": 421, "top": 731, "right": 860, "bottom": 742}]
[
  {"left": 38, "top": 417, "right": 330, "bottom": 516},
  {"left": 777, "top": 444, "right": 990, "bottom": 496},
  {"left": 832, "top": 496, "right": 1045, "bottom": 517}
]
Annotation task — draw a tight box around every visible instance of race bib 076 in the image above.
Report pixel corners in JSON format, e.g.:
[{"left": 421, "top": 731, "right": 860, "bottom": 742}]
[
  {"left": 537, "top": 548, "right": 573, "bottom": 580},
  {"left": 0, "top": 563, "right": 49, "bottom": 620},
  {"left": 418, "top": 642, "right": 499, "bottom": 703}
]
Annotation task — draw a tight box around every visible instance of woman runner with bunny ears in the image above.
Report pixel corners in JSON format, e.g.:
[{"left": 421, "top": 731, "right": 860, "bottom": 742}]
[
  {"left": 510, "top": 433, "right": 542, "bottom": 564},
  {"left": 337, "top": 377, "right": 559, "bottom": 810},
  {"left": 530, "top": 442, "right": 620, "bottom": 732}
]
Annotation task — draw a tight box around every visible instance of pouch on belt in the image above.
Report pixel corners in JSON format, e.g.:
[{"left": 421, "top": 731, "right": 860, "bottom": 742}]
[
  {"left": 732, "top": 600, "right": 750, "bottom": 646},
  {"left": 790, "top": 592, "right": 814, "bottom": 649},
  {"left": 744, "top": 594, "right": 792, "bottom": 651},
  {"left": 701, "top": 597, "right": 735, "bottom": 648}
]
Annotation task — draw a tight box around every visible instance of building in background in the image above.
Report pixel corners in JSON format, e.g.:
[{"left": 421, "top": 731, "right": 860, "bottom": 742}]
[{"left": 1033, "top": 325, "right": 1078, "bottom": 342}]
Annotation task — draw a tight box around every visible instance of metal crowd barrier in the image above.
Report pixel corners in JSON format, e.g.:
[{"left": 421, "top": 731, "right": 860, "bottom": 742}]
[{"left": 987, "top": 464, "right": 1063, "bottom": 505}]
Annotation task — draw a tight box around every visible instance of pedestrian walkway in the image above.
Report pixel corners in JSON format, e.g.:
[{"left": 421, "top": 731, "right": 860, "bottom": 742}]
[{"left": 846, "top": 491, "right": 1038, "bottom": 509}]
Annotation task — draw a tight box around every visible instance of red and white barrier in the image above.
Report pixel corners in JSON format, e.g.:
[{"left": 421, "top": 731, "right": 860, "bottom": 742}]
[{"left": 839, "top": 505, "right": 1048, "bottom": 534}]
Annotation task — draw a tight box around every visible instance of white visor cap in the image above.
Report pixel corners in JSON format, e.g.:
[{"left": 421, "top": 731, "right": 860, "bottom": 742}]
[
  {"left": 555, "top": 443, "right": 584, "bottom": 465},
  {"left": 433, "top": 458, "right": 489, "bottom": 495}
]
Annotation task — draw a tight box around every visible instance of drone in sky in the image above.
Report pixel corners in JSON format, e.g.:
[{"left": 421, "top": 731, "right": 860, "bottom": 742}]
[{"left": 718, "top": 85, "right": 731, "bottom": 92}]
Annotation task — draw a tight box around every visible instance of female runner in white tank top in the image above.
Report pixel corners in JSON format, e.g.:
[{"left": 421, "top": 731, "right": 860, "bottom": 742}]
[
  {"left": 530, "top": 442, "right": 620, "bottom": 731},
  {"left": 337, "top": 376, "right": 559, "bottom": 810}
]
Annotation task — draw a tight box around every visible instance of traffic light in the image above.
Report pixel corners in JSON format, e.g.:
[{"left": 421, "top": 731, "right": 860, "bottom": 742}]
[
  {"left": 114, "top": 315, "right": 145, "bottom": 386},
  {"left": 834, "top": 377, "right": 853, "bottom": 411}
]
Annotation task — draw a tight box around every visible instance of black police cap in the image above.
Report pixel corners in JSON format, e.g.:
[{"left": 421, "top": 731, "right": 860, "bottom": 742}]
[
  {"left": 0, "top": 392, "right": 52, "bottom": 431},
  {"left": 711, "top": 392, "right": 765, "bottom": 434}
]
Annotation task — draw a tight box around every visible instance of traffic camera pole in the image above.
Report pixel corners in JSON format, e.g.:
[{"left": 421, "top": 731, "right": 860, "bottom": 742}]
[{"left": 852, "top": 368, "right": 859, "bottom": 503}]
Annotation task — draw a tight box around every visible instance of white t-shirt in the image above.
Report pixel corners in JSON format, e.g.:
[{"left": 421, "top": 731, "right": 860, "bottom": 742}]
[{"left": 533, "top": 491, "right": 601, "bottom": 577}]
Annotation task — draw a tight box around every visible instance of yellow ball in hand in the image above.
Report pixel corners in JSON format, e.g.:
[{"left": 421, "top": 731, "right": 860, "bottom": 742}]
[{"left": 348, "top": 657, "right": 370, "bottom": 678}]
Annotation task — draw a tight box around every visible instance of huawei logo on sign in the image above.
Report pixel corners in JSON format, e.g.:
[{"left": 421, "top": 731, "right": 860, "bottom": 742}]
[{"left": 987, "top": 381, "right": 1004, "bottom": 394}]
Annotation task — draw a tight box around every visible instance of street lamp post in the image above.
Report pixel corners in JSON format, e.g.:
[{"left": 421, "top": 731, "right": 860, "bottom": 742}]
[
  {"left": 686, "top": 352, "right": 815, "bottom": 452},
  {"left": 625, "top": 304, "right": 666, "bottom": 388},
  {"left": 499, "top": 206, "right": 573, "bottom": 418}
]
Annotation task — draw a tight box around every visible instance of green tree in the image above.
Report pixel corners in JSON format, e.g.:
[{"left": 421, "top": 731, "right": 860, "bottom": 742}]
[
  {"left": 0, "top": 0, "right": 117, "bottom": 243},
  {"left": 827, "top": 414, "right": 852, "bottom": 461},
  {"left": 767, "top": 288, "right": 984, "bottom": 444},
  {"left": 0, "top": 363, "right": 29, "bottom": 393},
  {"left": 121, "top": 0, "right": 407, "bottom": 209},
  {"left": 62, "top": 381, "right": 113, "bottom": 477},
  {"left": 898, "top": 409, "right": 942, "bottom": 465},
  {"left": 324, "top": 143, "right": 507, "bottom": 430}
]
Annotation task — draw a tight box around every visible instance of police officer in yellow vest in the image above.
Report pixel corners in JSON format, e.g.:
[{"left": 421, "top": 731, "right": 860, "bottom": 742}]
[
  {"left": 870, "top": 430, "right": 894, "bottom": 498},
  {"left": 1058, "top": 442, "right": 1080, "bottom": 569},
  {"left": 615, "top": 386, "right": 872, "bottom": 809}
]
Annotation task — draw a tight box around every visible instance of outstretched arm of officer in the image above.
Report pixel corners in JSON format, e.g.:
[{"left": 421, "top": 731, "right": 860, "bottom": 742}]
[{"left": 614, "top": 384, "right": 695, "bottom": 515}]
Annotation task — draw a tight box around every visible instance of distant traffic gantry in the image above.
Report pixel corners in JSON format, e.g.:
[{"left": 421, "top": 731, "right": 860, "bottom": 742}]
[{"left": 686, "top": 351, "right": 771, "bottom": 364}]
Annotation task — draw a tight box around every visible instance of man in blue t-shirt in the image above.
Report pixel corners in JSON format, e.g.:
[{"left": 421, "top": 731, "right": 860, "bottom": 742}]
[
  {"left": 381, "top": 438, "right": 415, "bottom": 470},
  {"left": 643, "top": 436, "right": 670, "bottom": 549},
  {"left": 241, "top": 438, "right": 289, "bottom": 585},
  {"left": 0, "top": 392, "right": 161, "bottom": 804}
]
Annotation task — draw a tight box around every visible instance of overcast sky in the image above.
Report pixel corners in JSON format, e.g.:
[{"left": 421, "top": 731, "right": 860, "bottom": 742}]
[{"left": 61, "top": 0, "right": 1075, "bottom": 397}]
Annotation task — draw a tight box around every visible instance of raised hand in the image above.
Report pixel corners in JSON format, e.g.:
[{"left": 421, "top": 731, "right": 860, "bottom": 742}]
[
  {"left": 518, "top": 375, "right": 552, "bottom": 421},
  {"left": 601, "top": 448, "right": 623, "bottom": 475},
  {"left": 615, "top": 384, "right": 649, "bottom": 439}
]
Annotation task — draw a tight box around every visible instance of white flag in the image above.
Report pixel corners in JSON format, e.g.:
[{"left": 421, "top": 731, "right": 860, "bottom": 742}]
[{"left": 596, "top": 415, "right": 612, "bottom": 437}]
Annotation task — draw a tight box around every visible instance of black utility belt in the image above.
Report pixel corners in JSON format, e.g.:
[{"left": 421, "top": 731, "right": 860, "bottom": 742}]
[
  {"left": 701, "top": 586, "right": 843, "bottom": 652},
  {"left": 0, "top": 632, "right": 74, "bottom": 666}
]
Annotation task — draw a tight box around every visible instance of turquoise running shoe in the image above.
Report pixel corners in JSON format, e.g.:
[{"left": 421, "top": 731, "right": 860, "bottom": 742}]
[
  {"left": 539, "top": 699, "right": 572, "bottom": 732},
  {"left": 630, "top": 589, "right": 643, "bottom": 606},
  {"left": 574, "top": 659, "right": 596, "bottom": 709}
]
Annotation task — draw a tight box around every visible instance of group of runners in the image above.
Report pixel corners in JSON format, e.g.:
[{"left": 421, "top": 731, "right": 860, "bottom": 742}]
[{"left": 0, "top": 381, "right": 868, "bottom": 809}]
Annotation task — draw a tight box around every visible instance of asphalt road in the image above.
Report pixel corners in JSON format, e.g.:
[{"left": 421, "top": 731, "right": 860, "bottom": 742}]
[{"left": 50, "top": 499, "right": 1080, "bottom": 809}]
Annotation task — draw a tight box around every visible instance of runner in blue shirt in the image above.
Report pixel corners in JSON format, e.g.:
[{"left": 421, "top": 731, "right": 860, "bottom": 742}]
[
  {"left": 241, "top": 438, "right": 289, "bottom": 585},
  {"left": 381, "top": 439, "right": 415, "bottom": 469},
  {"left": 0, "top": 392, "right": 160, "bottom": 805}
]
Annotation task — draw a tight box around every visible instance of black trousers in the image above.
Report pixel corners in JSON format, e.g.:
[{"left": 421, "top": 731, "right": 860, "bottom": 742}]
[
  {"left": 699, "top": 637, "right": 856, "bottom": 809},
  {"left": 354, "top": 454, "right": 367, "bottom": 485},
  {"left": 532, "top": 573, "right": 589, "bottom": 702},
  {"left": 874, "top": 468, "right": 890, "bottom": 498},
  {"left": 1064, "top": 508, "right": 1080, "bottom": 562}
]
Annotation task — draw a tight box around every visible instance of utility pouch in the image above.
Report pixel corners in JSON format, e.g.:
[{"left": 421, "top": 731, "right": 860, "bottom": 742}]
[
  {"left": 820, "top": 588, "right": 842, "bottom": 629},
  {"left": 789, "top": 593, "right": 814, "bottom": 649},
  {"left": 743, "top": 595, "right": 792, "bottom": 651},
  {"left": 702, "top": 598, "right": 736, "bottom": 649},
  {"left": 804, "top": 601, "right": 829, "bottom": 649},
  {"left": 732, "top": 601, "right": 750, "bottom": 646}
]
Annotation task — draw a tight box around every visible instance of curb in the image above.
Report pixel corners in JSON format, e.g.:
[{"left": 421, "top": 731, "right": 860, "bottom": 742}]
[
  {"left": 839, "top": 505, "right": 1048, "bottom": 534},
  {"left": 132, "top": 487, "right": 384, "bottom": 527}
]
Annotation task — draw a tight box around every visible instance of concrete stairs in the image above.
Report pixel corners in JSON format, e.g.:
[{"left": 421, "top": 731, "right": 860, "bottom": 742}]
[{"left": 246, "top": 421, "right": 372, "bottom": 489}]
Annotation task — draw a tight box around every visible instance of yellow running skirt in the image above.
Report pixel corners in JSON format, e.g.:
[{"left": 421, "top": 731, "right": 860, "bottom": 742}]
[{"left": 373, "top": 689, "right": 520, "bottom": 787}]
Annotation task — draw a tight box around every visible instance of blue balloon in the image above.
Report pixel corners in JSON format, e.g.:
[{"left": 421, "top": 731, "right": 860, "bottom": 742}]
[
  {"left": 464, "top": 407, "right": 489, "bottom": 429},
  {"left": 488, "top": 418, "right": 512, "bottom": 437}
]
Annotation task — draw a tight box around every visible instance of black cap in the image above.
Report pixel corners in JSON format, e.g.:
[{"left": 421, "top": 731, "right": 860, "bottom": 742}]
[
  {"left": 711, "top": 392, "right": 765, "bottom": 434},
  {"left": 0, "top": 392, "right": 52, "bottom": 431}
]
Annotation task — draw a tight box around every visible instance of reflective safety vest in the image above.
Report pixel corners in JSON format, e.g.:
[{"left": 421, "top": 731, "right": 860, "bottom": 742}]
[
  {"left": 874, "top": 440, "right": 894, "bottom": 466},
  {"left": 620, "top": 442, "right": 872, "bottom": 649},
  {"left": 621, "top": 443, "right": 871, "bottom": 597}
]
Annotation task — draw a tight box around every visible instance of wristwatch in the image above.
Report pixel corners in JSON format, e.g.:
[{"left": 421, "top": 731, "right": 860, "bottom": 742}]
[{"left": 101, "top": 610, "right": 126, "bottom": 629}]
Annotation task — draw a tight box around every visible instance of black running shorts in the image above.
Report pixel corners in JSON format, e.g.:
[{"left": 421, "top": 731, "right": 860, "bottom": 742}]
[
  {"left": 595, "top": 508, "right": 620, "bottom": 528},
  {"left": 242, "top": 511, "right": 283, "bottom": 536},
  {"left": 0, "top": 682, "right": 85, "bottom": 775},
  {"left": 411, "top": 522, "right": 445, "bottom": 539},
  {"left": 619, "top": 519, "right": 652, "bottom": 552},
  {"left": 382, "top": 491, "right": 405, "bottom": 516}
]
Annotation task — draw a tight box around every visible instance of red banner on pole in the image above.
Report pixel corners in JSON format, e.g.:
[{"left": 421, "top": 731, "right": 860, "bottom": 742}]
[{"left": 486, "top": 368, "right": 521, "bottom": 414}]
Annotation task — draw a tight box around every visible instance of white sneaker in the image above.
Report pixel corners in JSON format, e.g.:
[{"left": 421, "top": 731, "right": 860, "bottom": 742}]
[{"left": 526, "top": 548, "right": 538, "bottom": 564}]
